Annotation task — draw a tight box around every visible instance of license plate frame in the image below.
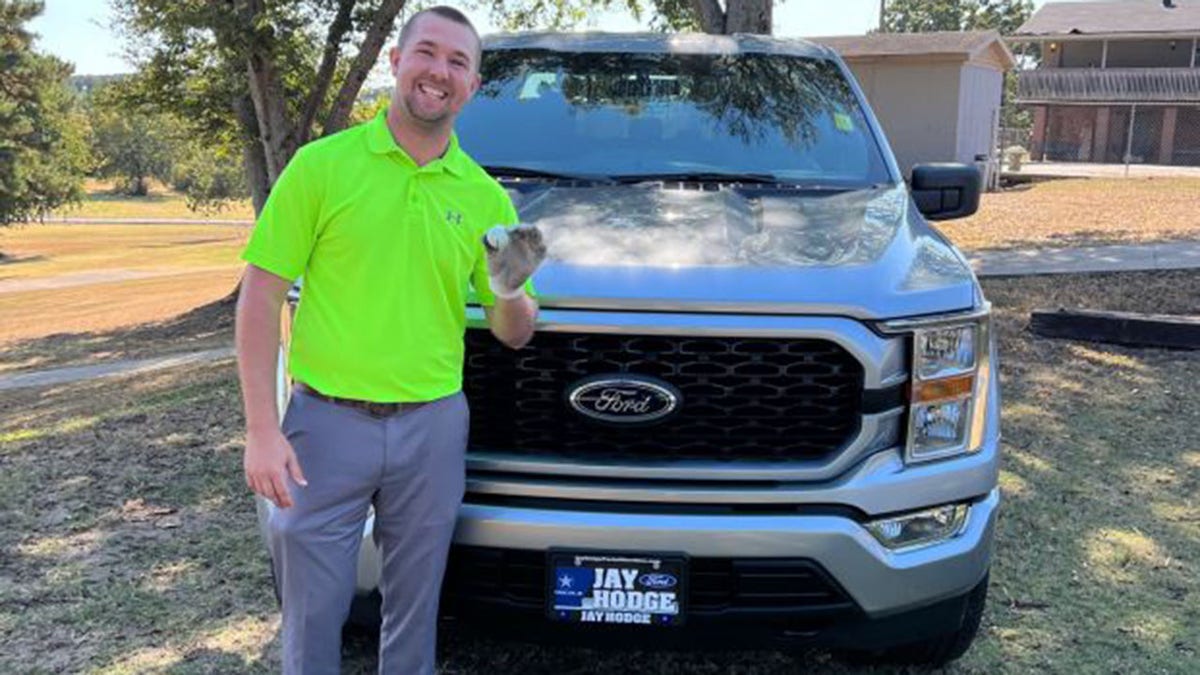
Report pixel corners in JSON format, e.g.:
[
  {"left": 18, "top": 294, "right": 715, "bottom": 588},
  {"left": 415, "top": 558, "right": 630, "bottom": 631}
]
[{"left": 545, "top": 550, "right": 687, "bottom": 627}]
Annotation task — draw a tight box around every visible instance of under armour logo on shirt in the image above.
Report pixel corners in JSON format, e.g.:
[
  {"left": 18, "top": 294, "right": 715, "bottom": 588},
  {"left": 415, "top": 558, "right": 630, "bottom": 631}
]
[{"left": 445, "top": 210, "right": 463, "bottom": 226}]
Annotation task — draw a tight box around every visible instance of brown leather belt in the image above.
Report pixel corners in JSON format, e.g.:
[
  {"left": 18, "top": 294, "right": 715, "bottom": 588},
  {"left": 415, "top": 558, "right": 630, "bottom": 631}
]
[{"left": 294, "top": 382, "right": 428, "bottom": 418}]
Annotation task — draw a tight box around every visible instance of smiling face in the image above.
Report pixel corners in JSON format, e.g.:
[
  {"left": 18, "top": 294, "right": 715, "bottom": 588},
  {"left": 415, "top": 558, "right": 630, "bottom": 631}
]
[{"left": 389, "top": 12, "right": 481, "bottom": 132}]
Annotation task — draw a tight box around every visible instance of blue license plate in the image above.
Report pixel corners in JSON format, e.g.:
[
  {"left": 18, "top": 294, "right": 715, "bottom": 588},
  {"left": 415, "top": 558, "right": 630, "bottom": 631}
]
[{"left": 546, "top": 551, "right": 686, "bottom": 627}]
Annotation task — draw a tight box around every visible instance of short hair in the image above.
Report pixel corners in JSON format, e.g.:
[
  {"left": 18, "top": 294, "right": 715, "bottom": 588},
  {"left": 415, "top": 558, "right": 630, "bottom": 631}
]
[{"left": 396, "top": 6, "right": 482, "bottom": 70}]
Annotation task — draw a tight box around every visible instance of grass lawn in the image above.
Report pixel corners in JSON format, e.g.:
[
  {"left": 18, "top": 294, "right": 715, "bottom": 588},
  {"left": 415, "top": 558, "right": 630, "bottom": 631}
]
[
  {"left": 0, "top": 271, "right": 1196, "bottom": 673},
  {"left": 941, "top": 177, "right": 1200, "bottom": 251},
  {"left": 52, "top": 180, "right": 256, "bottom": 222},
  {"left": 0, "top": 223, "right": 246, "bottom": 363}
]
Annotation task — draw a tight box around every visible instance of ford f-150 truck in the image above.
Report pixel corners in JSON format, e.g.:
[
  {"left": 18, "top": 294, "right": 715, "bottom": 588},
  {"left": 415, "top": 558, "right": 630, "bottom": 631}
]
[{"left": 259, "top": 31, "right": 999, "bottom": 667}]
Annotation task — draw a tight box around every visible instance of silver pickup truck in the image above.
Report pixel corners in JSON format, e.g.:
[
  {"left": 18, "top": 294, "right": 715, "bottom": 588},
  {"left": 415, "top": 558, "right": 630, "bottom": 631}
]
[{"left": 261, "top": 31, "right": 1000, "bottom": 667}]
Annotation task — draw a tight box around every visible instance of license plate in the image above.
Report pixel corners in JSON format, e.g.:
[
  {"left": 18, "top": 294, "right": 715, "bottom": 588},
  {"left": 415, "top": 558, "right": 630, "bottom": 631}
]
[{"left": 546, "top": 551, "right": 686, "bottom": 627}]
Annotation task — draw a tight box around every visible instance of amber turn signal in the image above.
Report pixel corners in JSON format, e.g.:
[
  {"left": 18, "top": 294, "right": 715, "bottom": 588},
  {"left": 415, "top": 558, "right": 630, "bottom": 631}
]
[{"left": 912, "top": 374, "right": 974, "bottom": 403}]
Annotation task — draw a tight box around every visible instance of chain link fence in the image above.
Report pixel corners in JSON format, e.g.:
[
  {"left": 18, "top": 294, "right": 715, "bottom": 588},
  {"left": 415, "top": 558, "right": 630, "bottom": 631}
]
[{"left": 1000, "top": 104, "right": 1200, "bottom": 173}]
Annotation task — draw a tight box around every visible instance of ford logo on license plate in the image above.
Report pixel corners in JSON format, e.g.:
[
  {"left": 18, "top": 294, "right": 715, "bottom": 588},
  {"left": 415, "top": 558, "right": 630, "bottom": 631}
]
[{"left": 567, "top": 374, "right": 681, "bottom": 424}]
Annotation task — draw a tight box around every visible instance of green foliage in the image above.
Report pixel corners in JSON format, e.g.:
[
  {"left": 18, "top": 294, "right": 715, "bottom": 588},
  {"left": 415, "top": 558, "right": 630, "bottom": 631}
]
[
  {"left": 0, "top": 0, "right": 91, "bottom": 226},
  {"left": 350, "top": 90, "right": 389, "bottom": 127},
  {"left": 89, "top": 81, "right": 183, "bottom": 196},
  {"left": 112, "top": 0, "right": 411, "bottom": 212},
  {"left": 881, "top": 0, "right": 1033, "bottom": 35},
  {"left": 170, "top": 140, "right": 250, "bottom": 213}
]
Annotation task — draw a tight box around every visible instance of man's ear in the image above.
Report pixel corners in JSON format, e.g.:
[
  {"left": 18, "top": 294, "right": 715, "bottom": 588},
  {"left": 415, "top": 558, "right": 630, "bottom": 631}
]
[
  {"left": 468, "top": 71, "right": 482, "bottom": 98},
  {"left": 389, "top": 46, "right": 401, "bottom": 77}
]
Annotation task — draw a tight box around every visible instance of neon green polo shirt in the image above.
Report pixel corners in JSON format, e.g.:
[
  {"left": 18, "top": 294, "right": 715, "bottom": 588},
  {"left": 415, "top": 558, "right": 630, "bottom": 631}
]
[{"left": 242, "top": 111, "right": 520, "bottom": 403}]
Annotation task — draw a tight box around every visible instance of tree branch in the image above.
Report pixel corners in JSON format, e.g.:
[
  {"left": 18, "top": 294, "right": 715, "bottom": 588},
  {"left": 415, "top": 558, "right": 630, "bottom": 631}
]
[
  {"left": 322, "top": 0, "right": 407, "bottom": 136},
  {"left": 298, "top": 0, "right": 357, "bottom": 145},
  {"left": 688, "top": 0, "right": 726, "bottom": 34}
]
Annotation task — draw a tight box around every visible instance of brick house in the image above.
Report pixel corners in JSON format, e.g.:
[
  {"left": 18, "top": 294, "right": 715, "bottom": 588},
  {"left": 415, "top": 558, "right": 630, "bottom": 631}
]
[{"left": 1010, "top": 0, "right": 1200, "bottom": 166}]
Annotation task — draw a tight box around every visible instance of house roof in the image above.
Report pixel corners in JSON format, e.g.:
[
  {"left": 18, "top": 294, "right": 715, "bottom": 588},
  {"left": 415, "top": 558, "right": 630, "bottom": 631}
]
[
  {"left": 1014, "top": 1, "right": 1200, "bottom": 37},
  {"left": 811, "top": 30, "right": 1016, "bottom": 69}
]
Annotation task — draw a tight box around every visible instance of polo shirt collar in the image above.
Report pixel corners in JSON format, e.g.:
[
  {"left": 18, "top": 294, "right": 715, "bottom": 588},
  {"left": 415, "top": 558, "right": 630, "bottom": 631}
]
[{"left": 366, "top": 109, "right": 466, "bottom": 177}]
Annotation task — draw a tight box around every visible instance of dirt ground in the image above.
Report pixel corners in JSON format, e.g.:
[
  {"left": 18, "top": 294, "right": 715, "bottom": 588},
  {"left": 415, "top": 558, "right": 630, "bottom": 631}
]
[
  {"left": 1, "top": 270, "right": 1197, "bottom": 674},
  {"left": 939, "top": 178, "right": 1200, "bottom": 251}
]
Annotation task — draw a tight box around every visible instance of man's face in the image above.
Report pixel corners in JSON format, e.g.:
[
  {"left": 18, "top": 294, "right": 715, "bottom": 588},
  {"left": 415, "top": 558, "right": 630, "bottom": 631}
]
[{"left": 389, "top": 14, "right": 481, "bottom": 129}]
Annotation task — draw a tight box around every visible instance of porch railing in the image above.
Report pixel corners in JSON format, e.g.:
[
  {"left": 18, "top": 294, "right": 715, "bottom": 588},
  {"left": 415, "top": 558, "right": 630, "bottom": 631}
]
[{"left": 1017, "top": 67, "right": 1200, "bottom": 103}]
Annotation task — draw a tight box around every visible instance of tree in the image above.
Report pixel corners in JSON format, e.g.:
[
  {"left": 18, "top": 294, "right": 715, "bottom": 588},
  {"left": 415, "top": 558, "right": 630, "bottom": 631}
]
[
  {"left": 89, "top": 81, "right": 183, "bottom": 196},
  {"left": 476, "top": 0, "right": 772, "bottom": 35},
  {"left": 113, "top": 0, "right": 410, "bottom": 214},
  {"left": 0, "top": 0, "right": 91, "bottom": 227},
  {"left": 112, "top": 0, "right": 777, "bottom": 218},
  {"left": 880, "top": 0, "right": 1033, "bottom": 36}
]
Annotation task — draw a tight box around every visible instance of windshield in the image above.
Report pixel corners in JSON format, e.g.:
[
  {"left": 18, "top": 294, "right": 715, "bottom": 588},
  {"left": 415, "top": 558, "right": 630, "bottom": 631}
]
[{"left": 457, "top": 49, "right": 893, "bottom": 186}]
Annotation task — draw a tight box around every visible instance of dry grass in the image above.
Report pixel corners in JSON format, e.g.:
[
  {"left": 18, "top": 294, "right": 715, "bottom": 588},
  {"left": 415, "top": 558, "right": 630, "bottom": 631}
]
[
  {"left": 52, "top": 180, "right": 255, "bottom": 222},
  {"left": 938, "top": 178, "right": 1200, "bottom": 251},
  {"left": 0, "top": 223, "right": 245, "bottom": 357},
  {"left": 1, "top": 270, "right": 1197, "bottom": 673},
  {"left": 0, "top": 295, "right": 237, "bottom": 376}
]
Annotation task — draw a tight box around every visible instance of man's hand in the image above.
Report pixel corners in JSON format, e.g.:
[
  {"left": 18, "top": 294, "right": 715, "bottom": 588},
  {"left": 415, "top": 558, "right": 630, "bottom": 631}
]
[
  {"left": 483, "top": 223, "right": 547, "bottom": 299},
  {"left": 244, "top": 427, "right": 307, "bottom": 509}
]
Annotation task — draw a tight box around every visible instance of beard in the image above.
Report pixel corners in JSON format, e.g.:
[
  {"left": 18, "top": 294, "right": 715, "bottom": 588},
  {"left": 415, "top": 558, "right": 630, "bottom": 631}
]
[{"left": 401, "top": 87, "right": 454, "bottom": 128}]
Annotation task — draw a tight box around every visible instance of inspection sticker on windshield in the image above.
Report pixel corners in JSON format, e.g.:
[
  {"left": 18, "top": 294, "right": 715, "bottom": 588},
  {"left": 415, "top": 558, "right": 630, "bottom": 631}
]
[
  {"left": 833, "top": 111, "right": 855, "bottom": 132},
  {"left": 547, "top": 552, "right": 686, "bottom": 627}
]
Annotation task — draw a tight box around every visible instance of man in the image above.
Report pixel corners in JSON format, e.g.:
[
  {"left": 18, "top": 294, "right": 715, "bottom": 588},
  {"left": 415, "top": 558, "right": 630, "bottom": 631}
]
[{"left": 235, "top": 7, "right": 544, "bottom": 673}]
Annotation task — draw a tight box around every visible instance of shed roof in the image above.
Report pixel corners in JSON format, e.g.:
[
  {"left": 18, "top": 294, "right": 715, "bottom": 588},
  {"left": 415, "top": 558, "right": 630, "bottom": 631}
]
[
  {"left": 1014, "top": 1, "right": 1200, "bottom": 37},
  {"left": 811, "top": 30, "right": 1016, "bottom": 69}
]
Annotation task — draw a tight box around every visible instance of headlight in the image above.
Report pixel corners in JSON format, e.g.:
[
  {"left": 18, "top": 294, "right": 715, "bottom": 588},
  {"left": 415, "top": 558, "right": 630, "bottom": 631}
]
[
  {"left": 865, "top": 503, "right": 970, "bottom": 551},
  {"left": 915, "top": 324, "right": 976, "bottom": 379},
  {"left": 880, "top": 307, "right": 992, "bottom": 463}
]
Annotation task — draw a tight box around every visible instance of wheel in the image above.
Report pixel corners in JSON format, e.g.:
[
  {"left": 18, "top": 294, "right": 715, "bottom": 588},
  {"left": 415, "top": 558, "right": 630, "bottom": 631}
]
[{"left": 837, "top": 573, "right": 989, "bottom": 668}]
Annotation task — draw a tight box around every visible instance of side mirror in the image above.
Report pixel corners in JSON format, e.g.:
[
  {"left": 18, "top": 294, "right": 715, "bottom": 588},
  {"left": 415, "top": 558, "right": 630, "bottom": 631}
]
[{"left": 910, "top": 163, "right": 981, "bottom": 221}]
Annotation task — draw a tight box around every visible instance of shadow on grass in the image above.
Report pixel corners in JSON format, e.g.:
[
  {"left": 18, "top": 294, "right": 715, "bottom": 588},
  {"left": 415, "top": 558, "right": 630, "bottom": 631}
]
[
  {"left": 0, "top": 293, "right": 236, "bottom": 374},
  {"left": 0, "top": 361, "right": 284, "bottom": 673}
]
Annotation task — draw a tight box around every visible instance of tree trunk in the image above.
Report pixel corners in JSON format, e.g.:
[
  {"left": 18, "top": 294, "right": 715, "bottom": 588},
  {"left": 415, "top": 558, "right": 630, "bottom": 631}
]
[
  {"left": 688, "top": 0, "right": 726, "bottom": 34},
  {"left": 242, "top": 0, "right": 299, "bottom": 185},
  {"left": 725, "top": 0, "right": 772, "bottom": 34},
  {"left": 246, "top": 52, "right": 298, "bottom": 186},
  {"left": 299, "top": 0, "right": 358, "bottom": 145},
  {"left": 234, "top": 94, "right": 272, "bottom": 216}
]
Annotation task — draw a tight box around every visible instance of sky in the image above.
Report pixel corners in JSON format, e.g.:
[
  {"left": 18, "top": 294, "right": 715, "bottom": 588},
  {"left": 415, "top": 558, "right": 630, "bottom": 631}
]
[{"left": 30, "top": 0, "right": 1078, "bottom": 76}]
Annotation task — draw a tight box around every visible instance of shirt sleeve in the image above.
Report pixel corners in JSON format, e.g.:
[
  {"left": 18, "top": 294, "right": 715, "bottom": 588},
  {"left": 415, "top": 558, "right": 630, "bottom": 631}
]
[
  {"left": 471, "top": 192, "right": 537, "bottom": 306},
  {"left": 241, "top": 147, "right": 322, "bottom": 282}
]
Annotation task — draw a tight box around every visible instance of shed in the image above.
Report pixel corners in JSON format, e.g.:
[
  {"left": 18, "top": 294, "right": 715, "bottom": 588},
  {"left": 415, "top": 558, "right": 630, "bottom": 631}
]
[{"left": 811, "top": 31, "right": 1017, "bottom": 187}]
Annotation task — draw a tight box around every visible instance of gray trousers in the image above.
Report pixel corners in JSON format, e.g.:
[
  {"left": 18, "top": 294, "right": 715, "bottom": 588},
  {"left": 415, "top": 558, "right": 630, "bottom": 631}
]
[{"left": 269, "top": 388, "right": 469, "bottom": 674}]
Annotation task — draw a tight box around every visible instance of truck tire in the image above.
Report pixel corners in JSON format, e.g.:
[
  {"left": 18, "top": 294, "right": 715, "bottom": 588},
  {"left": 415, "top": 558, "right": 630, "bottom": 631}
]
[{"left": 837, "top": 573, "right": 989, "bottom": 668}]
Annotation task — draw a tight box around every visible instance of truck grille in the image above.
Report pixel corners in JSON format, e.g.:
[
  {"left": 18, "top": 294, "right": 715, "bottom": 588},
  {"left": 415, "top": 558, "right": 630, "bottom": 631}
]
[{"left": 463, "top": 330, "right": 863, "bottom": 463}]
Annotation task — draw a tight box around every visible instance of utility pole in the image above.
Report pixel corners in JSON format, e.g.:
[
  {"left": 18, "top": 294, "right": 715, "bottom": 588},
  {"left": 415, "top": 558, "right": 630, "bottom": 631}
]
[{"left": 879, "top": 0, "right": 887, "bottom": 32}]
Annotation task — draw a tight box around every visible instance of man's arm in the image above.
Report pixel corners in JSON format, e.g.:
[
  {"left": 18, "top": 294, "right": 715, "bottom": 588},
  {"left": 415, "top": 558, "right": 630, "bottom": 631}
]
[
  {"left": 484, "top": 294, "right": 537, "bottom": 350},
  {"left": 235, "top": 264, "right": 307, "bottom": 508}
]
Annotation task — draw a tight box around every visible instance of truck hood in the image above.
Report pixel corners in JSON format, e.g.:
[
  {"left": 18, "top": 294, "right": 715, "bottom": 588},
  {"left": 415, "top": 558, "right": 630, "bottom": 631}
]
[{"left": 512, "top": 183, "right": 977, "bottom": 320}]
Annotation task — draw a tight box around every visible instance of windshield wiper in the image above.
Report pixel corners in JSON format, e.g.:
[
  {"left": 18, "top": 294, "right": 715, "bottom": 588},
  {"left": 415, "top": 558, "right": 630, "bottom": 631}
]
[
  {"left": 611, "top": 171, "right": 783, "bottom": 185},
  {"left": 483, "top": 165, "right": 612, "bottom": 184}
]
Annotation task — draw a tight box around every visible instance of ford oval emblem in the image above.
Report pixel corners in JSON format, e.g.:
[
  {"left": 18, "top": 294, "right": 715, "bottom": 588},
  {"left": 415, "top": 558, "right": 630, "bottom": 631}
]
[
  {"left": 567, "top": 375, "right": 681, "bottom": 424},
  {"left": 638, "top": 573, "right": 678, "bottom": 590}
]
